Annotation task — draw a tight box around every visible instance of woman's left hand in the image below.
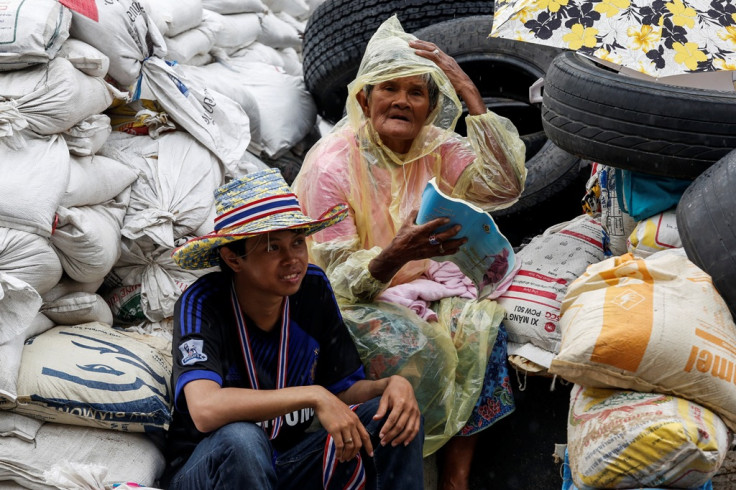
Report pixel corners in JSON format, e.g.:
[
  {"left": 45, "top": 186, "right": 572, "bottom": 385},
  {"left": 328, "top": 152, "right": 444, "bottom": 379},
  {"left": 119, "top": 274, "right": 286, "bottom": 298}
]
[{"left": 409, "top": 39, "right": 486, "bottom": 115}]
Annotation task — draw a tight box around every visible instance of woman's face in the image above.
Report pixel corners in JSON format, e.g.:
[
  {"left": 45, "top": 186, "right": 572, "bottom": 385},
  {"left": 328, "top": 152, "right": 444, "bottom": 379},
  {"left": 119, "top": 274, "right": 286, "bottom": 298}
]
[{"left": 356, "top": 75, "right": 431, "bottom": 154}]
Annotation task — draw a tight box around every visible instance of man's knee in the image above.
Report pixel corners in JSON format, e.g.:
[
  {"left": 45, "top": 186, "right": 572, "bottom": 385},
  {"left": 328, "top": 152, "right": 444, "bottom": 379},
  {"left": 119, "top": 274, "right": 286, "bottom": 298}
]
[{"left": 216, "top": 422, "right": 272, "bottom": 461}]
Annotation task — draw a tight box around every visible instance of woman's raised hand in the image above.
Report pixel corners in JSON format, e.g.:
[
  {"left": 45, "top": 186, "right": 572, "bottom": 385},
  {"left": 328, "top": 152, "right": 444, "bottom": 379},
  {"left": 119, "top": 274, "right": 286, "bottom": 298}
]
[{"left": 409, "top": 39, "right": 486, "bottom": 116}]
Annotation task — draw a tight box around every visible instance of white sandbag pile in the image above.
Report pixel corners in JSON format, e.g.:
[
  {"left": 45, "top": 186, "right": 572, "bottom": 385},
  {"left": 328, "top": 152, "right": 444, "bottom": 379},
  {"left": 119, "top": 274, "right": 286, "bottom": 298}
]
[{"left": 0, "top": 0, "right": 327, "bottom": 487}]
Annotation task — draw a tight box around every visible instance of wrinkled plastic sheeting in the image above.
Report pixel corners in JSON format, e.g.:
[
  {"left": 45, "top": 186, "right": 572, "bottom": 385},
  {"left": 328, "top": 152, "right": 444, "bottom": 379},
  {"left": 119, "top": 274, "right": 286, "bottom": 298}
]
[{"left": 341, "top": 296, "right": 503, "bottom": 456}]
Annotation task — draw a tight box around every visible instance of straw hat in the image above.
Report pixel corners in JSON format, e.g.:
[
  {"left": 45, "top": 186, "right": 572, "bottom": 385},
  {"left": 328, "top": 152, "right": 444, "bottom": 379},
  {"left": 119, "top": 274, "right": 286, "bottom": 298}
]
[{"left": 172, "top": 168, "right": 348, "bottom": 270}]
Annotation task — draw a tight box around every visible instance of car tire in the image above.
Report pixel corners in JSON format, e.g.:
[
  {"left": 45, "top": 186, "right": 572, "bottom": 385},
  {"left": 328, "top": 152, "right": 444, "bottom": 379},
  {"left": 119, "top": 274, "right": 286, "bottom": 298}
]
[
  {"left": 302, "top": 0, "right": 494, "bottom": 124},
  {"left": 542, "top": 52, "right": 736, "bottom": 180},
  {"left": 676, "top": 148, "right": 736, "bottom": 316}
]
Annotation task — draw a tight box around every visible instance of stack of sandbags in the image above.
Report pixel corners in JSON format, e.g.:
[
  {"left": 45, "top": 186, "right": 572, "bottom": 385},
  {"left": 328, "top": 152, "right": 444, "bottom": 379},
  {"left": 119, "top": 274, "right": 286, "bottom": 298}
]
[{"left": 550, "top": 248, "right": 736, "bottom": 489}]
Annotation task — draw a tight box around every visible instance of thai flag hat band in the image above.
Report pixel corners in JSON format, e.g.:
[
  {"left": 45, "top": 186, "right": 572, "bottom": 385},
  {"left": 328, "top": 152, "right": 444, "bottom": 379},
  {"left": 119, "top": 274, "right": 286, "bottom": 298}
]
[{"left": 172, "top": 168, "right": 348, "bottom": 270}]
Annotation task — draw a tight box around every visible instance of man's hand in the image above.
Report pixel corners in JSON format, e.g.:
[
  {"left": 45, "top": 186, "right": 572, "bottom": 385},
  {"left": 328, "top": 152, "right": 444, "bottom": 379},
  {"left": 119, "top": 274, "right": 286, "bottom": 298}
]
[
  {"left": 373, "top": 375, "right": 422, "bottom": 447},
  {"left": 314, "top": 387, "right": 373, "bottom": 462}
]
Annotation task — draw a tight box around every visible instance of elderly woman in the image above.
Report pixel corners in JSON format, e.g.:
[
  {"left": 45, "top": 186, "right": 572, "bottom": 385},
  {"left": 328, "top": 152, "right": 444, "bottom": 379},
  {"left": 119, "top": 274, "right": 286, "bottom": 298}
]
[{"left": 292, "top": 15, "right": 527, "bottom": 490}]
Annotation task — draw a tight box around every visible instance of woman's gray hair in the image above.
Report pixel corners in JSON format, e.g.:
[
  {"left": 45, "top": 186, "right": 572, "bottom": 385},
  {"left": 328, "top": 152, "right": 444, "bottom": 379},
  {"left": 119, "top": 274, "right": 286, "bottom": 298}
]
[{"left": 363, "top": 73, "right": 439, "bottom": 111}]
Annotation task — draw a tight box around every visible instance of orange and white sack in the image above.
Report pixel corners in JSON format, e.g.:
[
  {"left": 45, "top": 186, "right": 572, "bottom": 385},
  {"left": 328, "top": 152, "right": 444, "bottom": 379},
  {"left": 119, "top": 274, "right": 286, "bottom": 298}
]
[
  {"left": 627, "top": 209, "right": 681, "bottom": 258},
  {"left": 567, "top": 384, "right": 731, "bottom": 489},
  {"left": 550, "top": 248, "right": 736, "bottom": 432},
  {"left": 497, "top": 214, "right": 606, "bottom": 368}
]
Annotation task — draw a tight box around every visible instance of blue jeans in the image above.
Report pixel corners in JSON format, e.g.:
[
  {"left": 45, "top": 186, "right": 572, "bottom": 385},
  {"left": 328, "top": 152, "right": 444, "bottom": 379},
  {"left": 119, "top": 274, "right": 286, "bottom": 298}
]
[{"left": 167, "top": 397, "right": 424, "bottom": 490}]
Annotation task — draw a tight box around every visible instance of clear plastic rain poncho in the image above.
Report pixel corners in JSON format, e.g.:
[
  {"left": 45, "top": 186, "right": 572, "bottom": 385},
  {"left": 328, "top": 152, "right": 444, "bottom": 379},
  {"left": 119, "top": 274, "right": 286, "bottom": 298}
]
[{"left": 292, "top": 15, "right": 526, "bottom": 455}]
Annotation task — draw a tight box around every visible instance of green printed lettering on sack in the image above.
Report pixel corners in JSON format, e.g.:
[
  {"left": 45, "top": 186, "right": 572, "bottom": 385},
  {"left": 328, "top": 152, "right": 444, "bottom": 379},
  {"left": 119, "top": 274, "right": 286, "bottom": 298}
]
[
  {"left": 117, "top": 293, "right": 144, "bottom": 322},
  {"left": 0, "top": 0, "right": 25, "bottom": 44}
]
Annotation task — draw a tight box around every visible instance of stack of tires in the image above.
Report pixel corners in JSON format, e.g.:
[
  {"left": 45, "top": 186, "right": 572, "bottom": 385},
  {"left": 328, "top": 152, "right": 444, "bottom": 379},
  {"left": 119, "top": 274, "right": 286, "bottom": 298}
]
[{"left": 541, "top": 51, "right": 736, "bottom": 317}]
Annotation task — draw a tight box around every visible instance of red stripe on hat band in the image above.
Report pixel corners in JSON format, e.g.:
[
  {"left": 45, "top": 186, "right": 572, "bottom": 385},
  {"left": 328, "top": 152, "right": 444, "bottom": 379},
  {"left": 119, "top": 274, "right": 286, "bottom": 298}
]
[{"left": 216, "top": 194, "right": 298, "bottom": 224}]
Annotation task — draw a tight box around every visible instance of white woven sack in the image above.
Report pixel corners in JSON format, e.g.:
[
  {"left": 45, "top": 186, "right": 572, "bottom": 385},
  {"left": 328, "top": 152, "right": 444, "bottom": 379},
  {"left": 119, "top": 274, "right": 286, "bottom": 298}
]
[
  {"left": 279, "top": 47, "right": 303, "bottom": 77},
  {"left": 0, "top": 310, "right": 53, "bottom": 407},
  {"left": 69, "top": 0, "right": 167, "bottom": 87},
  {"left": 228, "top": 41, "right": 285, "bottom": 67},
  {"left": 201, "top": 58, "right": 315, "bottom": 158},
  {"left": 164, "top": 23, "right": 217, "bottom": 65},
  {"left": 0, "top": 423, "right": 164, "bottom": 488},
  {"left": 265, "top": 0, "right": 310, "bottom": 18},
  {"left": 41, "top": 292, "right": 113, "bottom": 327},
  {"left": 0, "top": 57, "right": 119, "bottom": 141},
  {"left": 497, "top": 214, "right": 606, "bottom": 368},
  {"left": 135, "top": 56, "right": 250, "bottom": 173},
  {"left": 627, "top": 209, "right": 682, "bottom": 259},
  {"left": 201, "top": 0, "right": 267, "bottom": 14},
  {"left": 62, "top": 114, "right": 112, "bottom": 157},
  {"left": 41, "top": 276, "right": 105, "bottom": 303},
  {"left": 0, "top": 411, "right": 44, "bottom": 443},
  {"left": 0, "top": 134, "right": 69, "bottom": 237},
  {"left": 0, "top": 229, "right": 62, "bottom": 295},
  {"left": 105, "top": 237, "right": 206, "bottom": 322},
  {"left": 99, "top": 131, "right": 223, "bottom": 248},
  {"left": 15, "top": 322, "right": 172, "bottom": 432},
  {"left": 0, "top": 0, "right": 71, "bottom": 71},
  {"left": 61, "top": 154, "right": 138, "bottom": 208},
  {"left": 551, "top": 248, "right": 736, "bottom": 432},
  {"left": 51, "top": 202, "right": 125, "bottom": 284},
  {"left": 0, "top": 272, "right": 41, "bottom": 346},
  {"left": 56, "top": 38, "right": 109, "bottom": 78},
  {"left": 177, "top": 61, "right": 263, "bottom": 155},
  {"left": 257, "top": 12, "right": 301, "bottom": 50},
  {"left": 140, "top": 0, "right": 203, "bottom": 37},
  {"left": 208, "top": 11, "right": 261, "bottom": 50},
  {"left": 567, "top": 384, "right": 731, "bottom": 489}
]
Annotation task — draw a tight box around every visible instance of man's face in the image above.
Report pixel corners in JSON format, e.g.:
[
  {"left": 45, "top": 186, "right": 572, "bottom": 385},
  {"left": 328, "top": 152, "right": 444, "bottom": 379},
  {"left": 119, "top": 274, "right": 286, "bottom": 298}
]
[
  {"left": 236, "top": 230, "right": 309, "bottom": 298},
  {"left": 357, "top": 75, "right": 431, "bottom": 154}
]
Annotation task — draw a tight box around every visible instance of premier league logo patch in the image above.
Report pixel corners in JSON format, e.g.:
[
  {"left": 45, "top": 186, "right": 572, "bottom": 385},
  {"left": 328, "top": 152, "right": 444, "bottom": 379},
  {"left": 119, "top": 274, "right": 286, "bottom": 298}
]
[{"left": 179, "top": 339, "right": 208, "bottom": 366}]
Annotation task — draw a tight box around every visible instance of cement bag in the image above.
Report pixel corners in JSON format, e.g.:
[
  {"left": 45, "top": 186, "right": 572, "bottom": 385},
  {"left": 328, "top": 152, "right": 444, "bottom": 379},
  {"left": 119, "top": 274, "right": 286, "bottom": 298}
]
[
  {"left": 0, "top": 421, "right": 164, "bottom": 488},
  {"left": 567, "top": 384, "right": 731, "bottom": 489},
  {"left": 51, "top": 201, "right": 126, "bottom": 284},
  {"left": 164, "top": 21, "right": 218, "bottom": 65},
  {"left": 62, "top": 114, "right": 112, "bottom": 157},
  {"left": 104, "top": 237, "right": 206, "bottom": 323},
  {"left": 139, "top": 0, "right": 203, "bottom": 37},
  {"left": 0, "top": 57, "right": 120, "bottom": 140},
  {"left": 0, "top": 0, "right": 71, "bottom": 71},
  {"left": 208, "top": 11, "right": 261, "bottom": 52},
  {"left": 550, "top": 248, "right": 736, "bottom": 432},
  {"left": 201, "top": 0, "right": 268, "bottom": 14},
  {"left": 134, "top": 56, "right": 250, "bottom": 173},
  {"left": 0, "top": 412, "right": 43, "bottom": 443},
  {"left": 99, "top": 131, "right": 223, "bottom": 248},
  {"left": 627, "top": 209, "right": 682, "bottom": 259},
  {"left": 14, "top": 322, "right": 172, "bottom": 432},
  {"left": 69, "top": 0, "right": 167, "bottom": 87},
  {"left": 0, "top": 134, "right": 69, "bottom": 237},
  {"left": 274, "top": 11, "right": 308, "bottom": 33},
  {"left": 177, "top": 62, "right": 263, "bottom": 155},
  {"left": 208, "top": 58, "right": 316, "bottom": 158},
  {"left": 61, "top": 154, "right": 138, "bottom": 208},
  {"left": 41, "top": 292, "right": 113, "bottom": 327},
  {"left": 497, "top": 215, "right": 606, "bottom": 369},
  {"left": 257, "top": 12, "right": 302, "bottom": 50},
  {"left": 0, "top": 312, "right": 54, "bottom": 413},
  {"left": 56, "top": 38, "right": 109, "bottom": 78},
  {"left": 0, "top": 229, "right": 62, "bottom": 295},
  {"left": 266, "top": 0, "right": 310, "bottom": 17}
]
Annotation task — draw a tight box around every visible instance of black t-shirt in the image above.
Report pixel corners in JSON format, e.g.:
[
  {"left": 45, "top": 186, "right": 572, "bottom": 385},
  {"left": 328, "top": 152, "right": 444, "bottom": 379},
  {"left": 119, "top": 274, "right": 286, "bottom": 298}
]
[{"left": 165, "top": 265, "right": 365, "bottom": 471}]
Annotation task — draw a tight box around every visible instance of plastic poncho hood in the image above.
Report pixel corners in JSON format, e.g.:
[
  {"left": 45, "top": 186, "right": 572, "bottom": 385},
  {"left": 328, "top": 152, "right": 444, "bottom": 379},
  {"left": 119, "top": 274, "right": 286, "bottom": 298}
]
[{"left": 342, "top": 15, "right": 463, "bottom": 165}]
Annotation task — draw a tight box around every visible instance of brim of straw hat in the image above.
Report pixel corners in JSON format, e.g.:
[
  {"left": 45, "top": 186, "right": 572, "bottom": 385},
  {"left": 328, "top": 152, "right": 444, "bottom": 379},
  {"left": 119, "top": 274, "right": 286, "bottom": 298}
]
[{"left": 171, "top": 203, "right": 348, "bottom": 270}]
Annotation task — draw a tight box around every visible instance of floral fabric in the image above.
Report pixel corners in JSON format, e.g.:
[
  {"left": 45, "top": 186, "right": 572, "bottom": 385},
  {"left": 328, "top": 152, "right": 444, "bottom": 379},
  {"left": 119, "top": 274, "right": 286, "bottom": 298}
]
[{"left": 491, "top": 0, "right": 736, "bottom": 77}]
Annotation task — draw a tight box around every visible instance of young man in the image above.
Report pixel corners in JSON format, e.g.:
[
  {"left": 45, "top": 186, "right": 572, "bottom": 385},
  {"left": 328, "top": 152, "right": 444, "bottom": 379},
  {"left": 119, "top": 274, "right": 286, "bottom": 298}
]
[{"left": 163, "top": 169, "right": 425, "bottom": 490}]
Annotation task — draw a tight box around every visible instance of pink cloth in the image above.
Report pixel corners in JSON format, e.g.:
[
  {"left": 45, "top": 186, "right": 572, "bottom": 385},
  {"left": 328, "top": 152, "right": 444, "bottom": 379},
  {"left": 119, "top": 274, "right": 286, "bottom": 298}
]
[{"left": 376, "top": 261, "right": 477, "bottom": 321}]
